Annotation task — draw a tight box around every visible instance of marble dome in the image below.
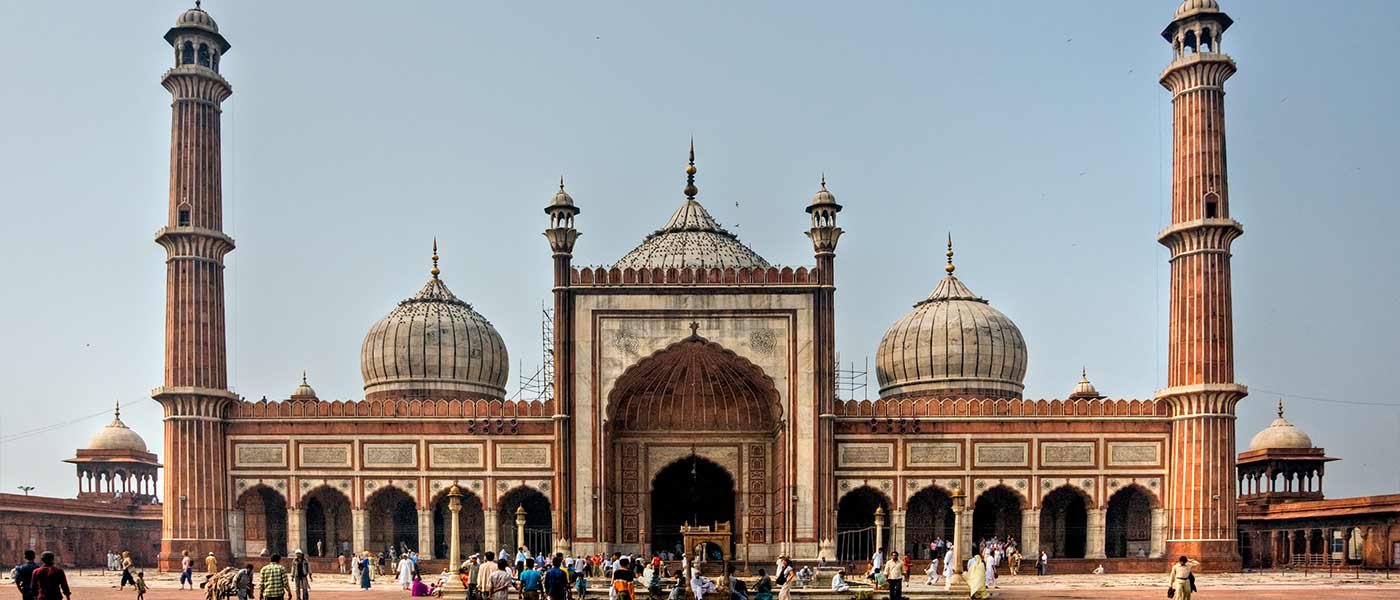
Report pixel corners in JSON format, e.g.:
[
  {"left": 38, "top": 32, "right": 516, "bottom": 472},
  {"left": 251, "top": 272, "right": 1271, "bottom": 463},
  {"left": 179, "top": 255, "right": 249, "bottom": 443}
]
[
  {"left": 175, "top": 7, "right": 219, "bottom": 33},
  {"left": 86, "top": 406, "right": 149, "bottom": 453},
  {"left": 1247, "top": 402, "right": 1314, "bottom": 451},
  {"left": 360, "top": 257, "right": 508, "bottom": 400},
  {"left": 875, "top": 246, "right": 1027, "bottom": 399},
  {"left": 1175, "top": 0, "right": 1221, "bottom": 19},
  {"left": 614, "top": 199, "right": 770, "bottom": 270}
]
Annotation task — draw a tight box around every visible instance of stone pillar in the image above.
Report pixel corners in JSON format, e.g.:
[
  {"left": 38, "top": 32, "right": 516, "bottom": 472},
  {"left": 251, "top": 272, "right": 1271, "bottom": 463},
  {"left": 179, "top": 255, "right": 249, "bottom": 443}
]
[
  {"left": 1150, "top": 508, "right": 1167, "bottom": 558},
  {"left": 1087, "top": 508, "right": 1107, "bottom": 559},
  {"left": 443, "top": 486, "right": 466, "bottom": 597},
  {"left": 483, "top": 506, "right": 499, "bottom": 555},
  {"left": 1021, "top": 509, "right": 1040, "bottom": 557},
  {"left": 418, "top": 509, "right": 434, "bottom": 560},
  {"left": 288, "top": 508, "right": 306, "bottom": 555},
  {"left": 228, "top": 511, "right": 246, "bottom": 558},
  {"left": 352, "top": 509, "right": 368, "bottom": 554},
  {"left": 891, "top": 510, "right": 907, "bottom": 557},
  {"left": 873, "top": 506, "right": 886, "bottom": 555},
  {"left": 515, "top": 506, "right": 528, "bottom": 553},
  {"left": 948, "top": 490, "right": 968, "bottom": 588}
]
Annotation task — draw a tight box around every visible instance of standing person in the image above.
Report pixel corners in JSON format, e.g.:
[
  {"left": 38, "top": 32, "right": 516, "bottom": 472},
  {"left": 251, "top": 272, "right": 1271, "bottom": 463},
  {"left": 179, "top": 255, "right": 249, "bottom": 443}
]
[
  {"left": 338, "top": 554, "right": 347, "bottom": 576},
  {"left": 520, "top": 558, "right": 545, "bottom": 600},
  {"left": 207, "top": 552, "right": 219, "bottom": 574},
  {"left": 964, "top": 554, "right": 987, "bottom": 600},
  {"left": 610, "top": 557, "right": 634, "bottom": 600},
  {"left": 870, "top": 547, "right": 885, "bottom": 579},
  {"left": 1036, "top": 551, "right": 1047, "bottom": 576},
  {"left": 349, "top": 551, "right": 360, "bottom": 584},
  {"left": 235, "top": 564, "right": 255, "bottom": 600},
  {"left": 292, "top": 550, "right": 313, "bottom": 600},
  {"left": 397, "top": 554, "right": 415, "bottom": 590},
  {"left": 486, "top": 559, "right": 517, "bottom": 600},
  {"left": 983, "top": 549, "right": 997, "bottom": 590},
  {"left": 359, "top": 552, "right": 373, "bottom": 590},
  {"left": 30, "top": 552, "right": 70, "bottom": 600},
  {"left": 478, "top": 552, "right": 500, "bottom": 598},
  {"left": 179, "top": 550, "right": 194, "bottom": 589},
  {"left": 774, "top": 557, "right": 794, "bottom": 600},
  {"left": 259, "top": 554, "right": 290, "bottom": 600},
  {"left": 545, "top": 553, "right": 570, "bottom": 600},
  {"left": 1168, "top": 556, "right": 1199, "bottom": 600},
  {"left": 316, "top": 540, "right": 323, "bottom": 559},
  {"left": 120, "top": 552, "right": 136, "bottom": 589},
  {"left": 13, "top": 549, "right": 38, "bottom": 600},
  {"left": 941, "top": 546, "right": 955, "bottom": 592},
  {"left": 135, "top": 571, "right": 149, "bottom": 600},
  {"left": 881, "top": 551, "right": 903, "bottom": 600}
]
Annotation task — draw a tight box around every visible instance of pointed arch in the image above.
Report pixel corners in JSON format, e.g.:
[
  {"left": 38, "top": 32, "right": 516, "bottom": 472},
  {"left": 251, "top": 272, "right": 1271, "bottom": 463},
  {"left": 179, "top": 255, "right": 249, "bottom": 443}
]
[{"left": 607, "top": 333, "right": 781, "bottom": 432}]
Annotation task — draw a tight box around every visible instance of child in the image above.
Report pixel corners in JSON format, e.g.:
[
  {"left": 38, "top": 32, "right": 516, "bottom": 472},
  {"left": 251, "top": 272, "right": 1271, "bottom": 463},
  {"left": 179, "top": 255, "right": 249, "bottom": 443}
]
[
  {"left": 135, "top": 571, "right": 148, "bottom": 600},
  {"left": 573, "top": 564, "right": 587, "bottom": 600}
]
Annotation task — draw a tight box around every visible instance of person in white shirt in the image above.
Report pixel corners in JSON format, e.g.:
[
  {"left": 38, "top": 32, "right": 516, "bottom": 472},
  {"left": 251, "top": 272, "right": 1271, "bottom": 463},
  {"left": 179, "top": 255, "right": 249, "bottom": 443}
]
[{"left": 830, "top": 570, "right": 849, "bottom": 593}]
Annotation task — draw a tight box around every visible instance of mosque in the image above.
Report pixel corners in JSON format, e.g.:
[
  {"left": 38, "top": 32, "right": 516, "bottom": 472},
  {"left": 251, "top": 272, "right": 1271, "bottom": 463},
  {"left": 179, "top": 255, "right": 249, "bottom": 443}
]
[{"left": 1, "top": 0, "right": 1397, "bottom": 573}]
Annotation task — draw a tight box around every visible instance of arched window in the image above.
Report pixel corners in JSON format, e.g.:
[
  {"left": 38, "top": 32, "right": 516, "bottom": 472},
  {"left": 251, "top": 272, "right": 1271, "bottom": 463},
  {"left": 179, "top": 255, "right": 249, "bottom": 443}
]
[
  {"left": 198, "top": 43, "right": 211, "bottom": 68},
  {"left": 1201, "top": 28, "right": 1214, "bottom": 52},
  {"left": 178, "top": 202, "right": 191, "bottom": 226},
  {"left": 1204, "top": 192, "right": 1220, "bottom": 219},
  {"left": 181, "top": 41, "right": 194, "bottom": 65},
  {"left": 1184, "top": 30, "right": 1198, "bottom": 54}
]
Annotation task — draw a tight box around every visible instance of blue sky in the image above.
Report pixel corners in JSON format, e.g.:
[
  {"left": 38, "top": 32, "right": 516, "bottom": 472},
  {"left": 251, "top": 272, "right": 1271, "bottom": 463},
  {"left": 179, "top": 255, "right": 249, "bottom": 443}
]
[{"left": 1, "top": 0, "right": 1397, "bottom": 500}]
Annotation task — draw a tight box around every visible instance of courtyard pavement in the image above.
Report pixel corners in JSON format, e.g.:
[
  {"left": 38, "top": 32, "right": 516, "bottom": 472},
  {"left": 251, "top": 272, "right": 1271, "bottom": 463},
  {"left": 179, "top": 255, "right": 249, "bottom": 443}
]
[{"left": 54, "top": 569, "right": 1400, "bottom": 599}]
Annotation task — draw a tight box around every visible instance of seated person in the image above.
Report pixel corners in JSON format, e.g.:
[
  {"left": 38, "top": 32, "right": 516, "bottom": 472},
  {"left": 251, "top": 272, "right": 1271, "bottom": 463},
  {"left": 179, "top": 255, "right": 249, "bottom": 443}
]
[{"left": 830, "top": 570, "right": 850, "bottom": 593}]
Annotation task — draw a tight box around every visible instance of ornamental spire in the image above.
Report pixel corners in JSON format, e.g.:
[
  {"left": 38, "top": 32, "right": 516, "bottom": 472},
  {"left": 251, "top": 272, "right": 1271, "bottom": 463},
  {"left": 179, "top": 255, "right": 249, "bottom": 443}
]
[
  {"left": 683, "top": 139, "right": 698, "bottom": 200},
  {"left": 945, "top": 233, "right": 956, "bottom": 274},
  {"left": 1277, "top": 397, "right": 1284, "bottom": 419},
  {"left": 431, "top": 238, "right": 440, "bottom": 279},
  {"left": 114, "top": 400, "right": 121, "bottom": 421}
]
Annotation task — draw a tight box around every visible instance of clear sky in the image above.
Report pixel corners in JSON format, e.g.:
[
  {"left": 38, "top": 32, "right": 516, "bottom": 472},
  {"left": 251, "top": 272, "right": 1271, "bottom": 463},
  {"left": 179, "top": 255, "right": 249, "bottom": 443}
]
[{"left": 1, "top": 0, "right": 1397, "bottom": 501}]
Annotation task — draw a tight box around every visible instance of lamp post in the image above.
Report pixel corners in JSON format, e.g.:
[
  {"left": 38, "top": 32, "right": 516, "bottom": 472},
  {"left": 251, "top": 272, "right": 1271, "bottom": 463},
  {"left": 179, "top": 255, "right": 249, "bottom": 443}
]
[
  {"left": 873, "top": 505, "right": 885, "bottom": 558},
  {"left": 949, "top": 488, "right": 967, "bottom": 587},
  {"left": 442, "top": 485, "right": 466, "bottom": 598},
  {"left": 515, "top": 505, "right": 528, "bottom": 553},
  {"left": 16, "top": 486, "right": 34, "bottom": 496}
]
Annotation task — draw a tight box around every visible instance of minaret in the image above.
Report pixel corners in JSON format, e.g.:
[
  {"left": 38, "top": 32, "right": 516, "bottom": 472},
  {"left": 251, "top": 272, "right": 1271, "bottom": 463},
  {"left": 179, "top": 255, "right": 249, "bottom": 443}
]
[
  {"left": 806, "top": 175, "right": 842, "bottom": 558},
  {"left": 1156, "top": 0, "right": 1247, "bottom": 565},
  {"left": 151, "top": 2, "right": 238, "bottom": 568},
  {"left": 544, "top": 176, "right": 580, "bottom": 553}
]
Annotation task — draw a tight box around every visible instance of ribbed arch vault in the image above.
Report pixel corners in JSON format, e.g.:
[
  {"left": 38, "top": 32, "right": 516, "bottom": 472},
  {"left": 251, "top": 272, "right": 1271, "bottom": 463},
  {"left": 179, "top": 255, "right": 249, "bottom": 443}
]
[{"left": 608, "top": 332, "right": 780, "bottom": 432}]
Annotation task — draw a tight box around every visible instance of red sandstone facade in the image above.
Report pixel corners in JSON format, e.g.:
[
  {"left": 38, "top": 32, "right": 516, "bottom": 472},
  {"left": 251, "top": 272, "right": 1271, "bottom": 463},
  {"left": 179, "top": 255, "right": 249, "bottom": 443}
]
[{"left": 115, "top": 0, "right": 1396, "bottom": 575}]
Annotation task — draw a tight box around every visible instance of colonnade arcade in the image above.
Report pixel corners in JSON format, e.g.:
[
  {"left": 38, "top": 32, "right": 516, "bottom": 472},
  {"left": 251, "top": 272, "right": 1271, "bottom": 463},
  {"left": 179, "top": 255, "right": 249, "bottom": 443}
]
[
  {"left": 77, "top": 467, "right": 159, "bottom": 498},
  {"left": 228, "top": 483, "right": 550, "bottom": 559},
  {"left": 834, "top": 482, "right": 1163, "bottom": 562},
  {"left": 1240, "top": 526, "right": 1369, "bottom": 568}
]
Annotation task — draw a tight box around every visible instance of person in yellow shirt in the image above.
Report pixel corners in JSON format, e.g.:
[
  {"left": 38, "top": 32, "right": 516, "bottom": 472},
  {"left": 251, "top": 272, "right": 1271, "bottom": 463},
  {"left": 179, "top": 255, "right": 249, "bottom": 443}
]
[{"left": 206, "top": 552, "right": 218, "bottom": 574}]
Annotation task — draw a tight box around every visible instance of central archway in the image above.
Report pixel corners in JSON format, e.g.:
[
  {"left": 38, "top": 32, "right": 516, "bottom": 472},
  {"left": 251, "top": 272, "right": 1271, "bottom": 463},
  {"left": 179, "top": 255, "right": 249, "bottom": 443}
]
[
  {"left": 606, "top": 332, "right": 783, "bottom": 551},
  {"left": 836, "top": 487, "right": 891, "bottom": 561},
  {"left": 650, "top": 456, "right": 736, "bottom": 557},
  {"left": 1040, "top": 486, "right": 1089, "bottom": 559},
  {"left": 906, "top": 487, "right": 955, "bottom": 559},
  {"left": 304, "top": 486, "right": 351, "bottom": 558}
]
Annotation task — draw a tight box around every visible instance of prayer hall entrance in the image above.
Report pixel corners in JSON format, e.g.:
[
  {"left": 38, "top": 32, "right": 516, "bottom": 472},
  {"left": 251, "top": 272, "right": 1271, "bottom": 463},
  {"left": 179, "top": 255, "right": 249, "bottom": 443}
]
[
  {"left": 606, "top": 332, "right": 784, "bottom": 559},
  {"left": 973, "top": 485, "right": 1023, "bottom": 545},
  {"left": 651, "top": 456, "right": 736, "bottom": 559}
]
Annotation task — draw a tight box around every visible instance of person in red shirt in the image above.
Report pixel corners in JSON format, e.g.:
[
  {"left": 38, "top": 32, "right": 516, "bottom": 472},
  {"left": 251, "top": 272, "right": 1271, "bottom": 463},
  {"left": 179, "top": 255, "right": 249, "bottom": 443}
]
[{"left": 30, "top": 552, "right": 70, "bottom": 600}]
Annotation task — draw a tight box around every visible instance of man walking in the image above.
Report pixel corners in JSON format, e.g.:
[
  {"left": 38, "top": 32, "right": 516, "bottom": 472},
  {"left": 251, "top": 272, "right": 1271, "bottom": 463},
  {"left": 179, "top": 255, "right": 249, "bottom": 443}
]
[
  {"left": 259, "top": 554, "right": 290, "bottom": 600},
  {"left": 881, "top": 551, "right": 903, "bottom": 600},
  {"left": 207, "top": 552, "right": 219, "bottom": 574},
  {"left": 13, "top": 549, "right": 38, "bottom": 600},
  {"left": 30, "top": 552, "right": 70, "bottom": 600},
  {"left": 180, "top": 550, "right": 194, "bottom": 589},
  {"left": 544, "top": 553, "right": 570, "bottom": 600},
  {"left": 292, "top": 550, "right": 313, "bottom": 600}
]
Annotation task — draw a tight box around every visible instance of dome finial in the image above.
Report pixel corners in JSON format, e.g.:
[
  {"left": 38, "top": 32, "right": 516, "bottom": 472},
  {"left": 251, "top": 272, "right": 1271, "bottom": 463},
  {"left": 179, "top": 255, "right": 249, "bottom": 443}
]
[
  {"left": 302, "top": 369, "right": 308, "bottom": 385},
  {"left": 683, "top": 139, "right": 699, "bottom": 200},
  {"left": 114, "top": 400, "right": 121, "bottom": 421},
  {"left": 820, "top": 173, "right": 827, "bottom": 189},
  {"left": 945, "top": 232, "right": 956, "bottom": 274},
  {"left": 195, "top": 0, "right": 202, "bottom": 8},
  {"left": 431, "top": 238, "right": 440, "bottom": 279},
  {"left": 1081, "top": 366, "right": 1088, "bottom": 380},
  {"left": 559, "top": 175, "right": 565, "bottom": 191},
  {"left": 1277, "top": 397, "right": 1284, "bottom": 419}
]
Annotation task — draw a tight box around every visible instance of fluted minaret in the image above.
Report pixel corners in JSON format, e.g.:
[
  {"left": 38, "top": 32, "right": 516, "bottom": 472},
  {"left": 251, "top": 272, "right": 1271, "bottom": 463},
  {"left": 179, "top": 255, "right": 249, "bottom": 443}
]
[
  {"left": 806, "top": 176, "right": 843, "bottom": 558},
  {"left": 544, "top": 177, "right": 580, "bottom": 553},
  {"left": 152, "top": 2, "right": 238, "bottom": 568},
  {"left": 1156, "top": 0, "right": 1247, "bottom": 565}
]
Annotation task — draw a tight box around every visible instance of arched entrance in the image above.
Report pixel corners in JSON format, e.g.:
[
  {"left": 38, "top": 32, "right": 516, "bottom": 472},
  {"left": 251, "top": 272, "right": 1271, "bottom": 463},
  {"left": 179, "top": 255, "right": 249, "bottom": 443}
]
[
  {"left": 905, "top": 487, "right": 955, "bottom": 559},
  {"left": 1039, "top": 486, "right": 1088, "bottom": 558},
  {"left": 836, "top": 487, "right": 890, "bottom": 561},
  {"left": 432, "top": 488, "right": 484, "bottom": 560},
  {"left": 1105, "top": 486, "right": 1154, "bottom": 558},
  {"left": 304, "top": 486, "right": 352, "bottom": 557},
  {"left": 366, "top": 487, "right": 418, "bottom": 555},
  {"left": 237, "top": 486, "right": 288, "bottom": 556},
  {"left": 972, "top": 486, "right": 1022, "bottom": 546},
  {"left": 606, "top": 332, "right": 783, "bottom": 552},
  {"left": 498, "top": 487, "right": 551, "bottom": 555},
  {"left": 651, "top": 455, "right": 736, "bottom": 557}
]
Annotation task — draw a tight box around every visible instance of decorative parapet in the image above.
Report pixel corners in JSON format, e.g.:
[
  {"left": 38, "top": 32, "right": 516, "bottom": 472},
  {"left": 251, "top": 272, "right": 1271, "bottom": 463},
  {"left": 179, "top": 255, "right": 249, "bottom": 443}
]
[
  {"left": 232, "top": 397, "right": 551, "bottom": 420},
  {"left": 834, "top": 397, "right": 1169, "bottom": 419},
  {"left": 570, "top": 265, "right": 821, "bottom": 287}
]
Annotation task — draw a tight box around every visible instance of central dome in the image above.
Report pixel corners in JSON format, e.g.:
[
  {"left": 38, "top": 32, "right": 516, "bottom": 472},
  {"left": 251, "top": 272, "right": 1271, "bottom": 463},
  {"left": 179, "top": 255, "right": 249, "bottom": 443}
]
[
  {"left": 875, "top": 244, "right": 1027, "bottom": 399},
  {"left": 614, "top": 199, "right": 770, "bottom": 270},
  {"left": 360, "top": 252, "right": 508, "bottom": 400}
]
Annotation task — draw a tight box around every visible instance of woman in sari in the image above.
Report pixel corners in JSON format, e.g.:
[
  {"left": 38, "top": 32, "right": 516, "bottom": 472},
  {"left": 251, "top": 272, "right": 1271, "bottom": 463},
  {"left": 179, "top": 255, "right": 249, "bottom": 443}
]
[{"left": 965, "top": 554, "right": 987, "bottom": 599}]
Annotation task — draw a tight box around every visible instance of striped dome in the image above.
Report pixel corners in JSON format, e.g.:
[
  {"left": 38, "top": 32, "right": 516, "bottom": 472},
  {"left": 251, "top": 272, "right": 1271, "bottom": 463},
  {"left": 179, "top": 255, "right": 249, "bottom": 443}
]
[
  {"left": 360, "top": 275, "right": 508, "bottom": 400},
  {"left": 875, "top": 273, "right": 1027, "bottom": 399}
]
